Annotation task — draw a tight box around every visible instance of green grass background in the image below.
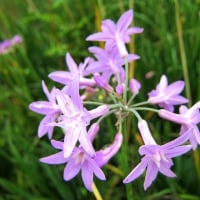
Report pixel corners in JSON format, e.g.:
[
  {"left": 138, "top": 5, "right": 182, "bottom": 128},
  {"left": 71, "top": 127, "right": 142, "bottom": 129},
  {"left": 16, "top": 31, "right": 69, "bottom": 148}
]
[{"left": 0, "top": 0, "right": 200, "bottom": 199}]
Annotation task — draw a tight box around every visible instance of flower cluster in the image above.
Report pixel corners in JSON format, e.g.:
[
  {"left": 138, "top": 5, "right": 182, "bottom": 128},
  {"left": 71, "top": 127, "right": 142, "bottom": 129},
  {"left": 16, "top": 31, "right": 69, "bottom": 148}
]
[
  {"left": 0, "top": 35, "right": 22, "bottom": 55},
  {"left": 29, "top": 10, "right": 200, "bottom": 191}
]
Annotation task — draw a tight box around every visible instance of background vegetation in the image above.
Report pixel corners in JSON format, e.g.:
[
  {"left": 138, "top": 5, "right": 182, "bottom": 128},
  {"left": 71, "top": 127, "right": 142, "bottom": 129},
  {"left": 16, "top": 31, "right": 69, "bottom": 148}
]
[{"left": 0, "top": 0, "right": 199, "bottom": 199}]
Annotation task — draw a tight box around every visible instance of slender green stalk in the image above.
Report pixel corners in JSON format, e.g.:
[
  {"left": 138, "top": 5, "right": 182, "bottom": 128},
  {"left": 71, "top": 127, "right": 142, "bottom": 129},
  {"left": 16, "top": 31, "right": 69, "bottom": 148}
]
[
  {"left": 131, "top": 100, "right": 149, "bottom": 107},
  {"left": 83, "top": 101, "right": 105, "bottom": 106},
  {"left": 127, "top": 93, "right": 136, "bottom": 106},
  {"left": 134, "top": 107, "right": 159, "bottom": 113},
  {"left": 174, "top": 0, "right": 192, "bottom": 106},
  {"left": 92, "top": 182, "right": 103, "bottom": 200},
  {"left": 175, "top": 0, "right": 200, "bottom": 181},
  {"left": 123, "top": 58, "right": 129, "bottom": 103},
  {"left": 119, "top": 119, "right": 134, "bottom": 200}
]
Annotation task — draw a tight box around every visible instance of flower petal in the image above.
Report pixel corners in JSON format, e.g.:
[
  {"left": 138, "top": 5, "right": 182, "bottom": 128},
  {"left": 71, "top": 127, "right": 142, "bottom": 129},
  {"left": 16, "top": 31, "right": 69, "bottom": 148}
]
[
  {"left": 117, "top": 10, "right": 133, "bottom": 32},
  {"left": 40, "top": 151, "right": 67, "bottom": 164},
  {"left": 81, "top": 162, "right": 94, "bottom": 191},
  {"left": 64, "top": 160, "right": 81, "bottom": 181},
  {"left": 123, "top": 157, "right": 149, "bottom": 184},
  {"left": 63, "top": 125, "right": 81, "bottom": 158},
  {"left": 66, "top": 53, "right": 78, "bottom": 73},
  {"left": 95, "top": 133, "right": 123, "bottom": 167},
  {"left": 48, "top": 71, "right": 73, "bottom": 85},
  {"left": 79, "top": 128, "right": 95, "bottom": 157},
  {"left": 144, "top": 162, "right": 158, "bottom": 190},
  {"left": 87, "top": 157, "right": 106, "bottom": 180}
]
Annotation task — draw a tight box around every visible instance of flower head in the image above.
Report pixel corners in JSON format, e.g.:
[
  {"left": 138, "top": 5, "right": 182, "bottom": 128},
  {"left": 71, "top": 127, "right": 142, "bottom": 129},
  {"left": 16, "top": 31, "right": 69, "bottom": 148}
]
[
  {"left": 148, "top": 75, "right": 188, "bottom": 111},
  {"left": 159, "top": 102, "right": 200, "bottom": 149},
  {"left": 0, "top": 35, "right": 22, "bottom": 54},
  {"left": 50, "top": 89, "right": 109, "bottom": 158},
  {"left": 40, "top": 126, "right": 123, "bottom": 192},
  {"left": 86, "top": 10, "right": 143, "bottom": 57},
  {"left": 29, "top": 81, "right": 60, "bottom": 138},
  {"left": 86, "top": 46, "right": 139, "bottom": 84},
  {"left": 129, "top": 78, "right": 141, "bottom": 94},
  {"left": 123, "top": 120, "right": 192, "bottom": 190},
  {"left": 49, "top": 53, "right": 95, "bottom": 90}
]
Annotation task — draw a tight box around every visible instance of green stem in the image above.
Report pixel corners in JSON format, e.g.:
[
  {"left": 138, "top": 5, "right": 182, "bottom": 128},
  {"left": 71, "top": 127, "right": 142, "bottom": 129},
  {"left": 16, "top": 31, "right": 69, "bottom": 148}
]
[
  {"left": 119, "top": 118, "right": 134, "bottom": 200},
  {"left": 175, "top": 0, "right": 192, "bottom": 106},
  {"left": 123, "top": 57, "right": 129, "bottom": 103},
  {"left": 127, "top": 93, "right": 136, "bottom": 106},
  {"left": 130, "top": 100, "right": 149, "bottom": 107},
  {"left": 83, "top": 101, "right": 104, "bottom": 106},
  {"left": 128, "top": 108, "right": 142, "bottom": 121},
  {"left": 134, "top": 107, "right": 159, "bottom": 113},
  {"left": 175, "top": 0, "right": 200, "bottom": 182}
]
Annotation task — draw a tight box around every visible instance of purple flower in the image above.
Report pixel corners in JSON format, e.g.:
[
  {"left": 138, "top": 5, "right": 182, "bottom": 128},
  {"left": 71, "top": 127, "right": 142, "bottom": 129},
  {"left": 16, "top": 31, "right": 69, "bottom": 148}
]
[
  {"left": 50, "top": 89, "right": 109, "bottom": 158},
  {"left": 40, "top": 124, "right": 123, "bottom": 192},
  {"left": 0, "top": 35, "right": 22, "bottom": 54},
  {"left": 148, "top": 75, "right": 188, "bottom": 111},
  {"left": 85, "top": 46, "right": 139, "bottom": 84},
  {"left": 86, "top": 10, "right": 143, "bottom": 57},
  {"left": 29, "top": 81, "right": 60, "bottom": 138},
  {"left": 48, "top": 53, "right": 95, "bottom": 90},
  {"left": 94, "top": 74, "right": 113, "bottom": 92},
  {"left": 159, "top": 102, "right": 200, "bottom": 149},
  {"left": 115, "top": 83, "right": 125, "bottom": 96},
  {"left": 129, "top": 78, "right": 141, "bottom": 94},
  {"left": 123, "top": 120, "right": 192, "bottom": 190}
]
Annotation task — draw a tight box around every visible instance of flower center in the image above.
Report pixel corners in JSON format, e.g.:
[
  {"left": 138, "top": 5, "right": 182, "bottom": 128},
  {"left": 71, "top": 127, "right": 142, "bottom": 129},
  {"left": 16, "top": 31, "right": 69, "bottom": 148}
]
[{"left": 74, "top": 151, "right": 86, "bottom": 165}]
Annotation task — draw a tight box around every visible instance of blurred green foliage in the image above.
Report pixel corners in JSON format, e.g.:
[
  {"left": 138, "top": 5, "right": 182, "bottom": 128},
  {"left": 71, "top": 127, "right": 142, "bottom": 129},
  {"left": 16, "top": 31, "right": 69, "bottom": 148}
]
[{"left": 0, "top": 0, "right": 200, "bottom": 199}]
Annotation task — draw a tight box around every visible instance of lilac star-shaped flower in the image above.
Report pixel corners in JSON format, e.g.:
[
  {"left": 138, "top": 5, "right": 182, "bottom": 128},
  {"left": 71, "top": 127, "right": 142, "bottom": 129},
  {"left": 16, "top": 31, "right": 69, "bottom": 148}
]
[
  {"left": 159, "top": 102, "right": 200, "bottom": 149},
  {"left": 148, "top": 75, "right": 188, "bottom": 111},
  {"left": 85, "top": 46, "right": 139, "bottom": 84},
  {"left": 51, "top": 89, "right": 109, "bottom": 158},
  {"left": 0, "top": 35, "right": 22, "bottom": 54},
  {"left": 48, "top": 53, "right": 95, "bottom": 91},
  {"left": 123, "top": 120, "right": 192, "bottom": 190},
  {"left": 29, "top": 81, "right": 60, "bottom": 138},
  {"left": 86, "top": 10, "right": 143, "bottom": 57},
  {"left": 40, "top": 124, "right": 123, "bottom": 191}
]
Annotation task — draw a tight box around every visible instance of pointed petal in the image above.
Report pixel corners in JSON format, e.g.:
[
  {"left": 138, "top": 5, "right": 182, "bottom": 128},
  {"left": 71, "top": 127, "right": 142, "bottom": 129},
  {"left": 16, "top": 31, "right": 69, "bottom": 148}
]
[
  {"left": 29, "top": 101, "right": 55, "bottom": 115},
  {"left": 69, "top": 74, "right": 83, "bottom": 110},
  {"left": 95, "top": 133, "right": 123, "bottom": 167},
  {"left": 166, "top": 95, "right": 188, "bottom": 105},
  {"left": 127, "top": 27, "right": 144, "bottom": 35},
  {"left": 88, "top": 105, "right": 109, "bottom": 120},
  {"left": 42, "top": 80, "right": 50, "bottom": 100},
  {"left": 66, "top": 53, "right": 78, "bottom": 73},
  {"left": 159, "top": 109, "right": 187, "bottom": 125},
  {"left": 51, "top": 140, "right": 63, "bottom": 150},
  {"left": 117, "top": 10, "right": 133, "bottom": 32},
  {"left": 144, "top": 162, "right": 158, "bottom": 190},
  {"left": 87, "top": 157, "right": 106, "bottom": 180},
  {"left": 158, "top": 75, "right": 168, "bottom": 91},
  {"left": 64, "top": 160, "right": 81, "bottom": 181},
  {"left": 81, "top": 162, "right": 94, "bottom": 191},
  {"left": 79, "top": 128, "right": 95, "bottom": 157},
  {"left": 48, "top": 71, "right": 73, "bottom": 85},
  {"left": 86, "top": 32, "right": 113, "bottom": 41},
  {"left": 40, "top": 151, "right": 67, "bottom": 164},
  {"left": 123, "top": 157, "right": 149, "bottom": 184},
  {"left": 101, "top": 19, "right": 116, "bottom": 34},
  {"left": 88, "top": 123, "right": 100, "bottom": 142},
  {"left": 161, "top": 130, "right": 191, "bottom": 150},
  {"left": 159, "top": 161, "right": 176, "bottom": 177},
  {"left": 38, "top": 115, "right": 54, "bottom": 138},
  {"left": 165, "top": 145, "right": 192, "bottom": 158},
  {"left": 63, "top": 126, "right": 80, "bottom": 158},
  {"left": 166, "top": 81, "right": 185, "bottom": 96}
]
